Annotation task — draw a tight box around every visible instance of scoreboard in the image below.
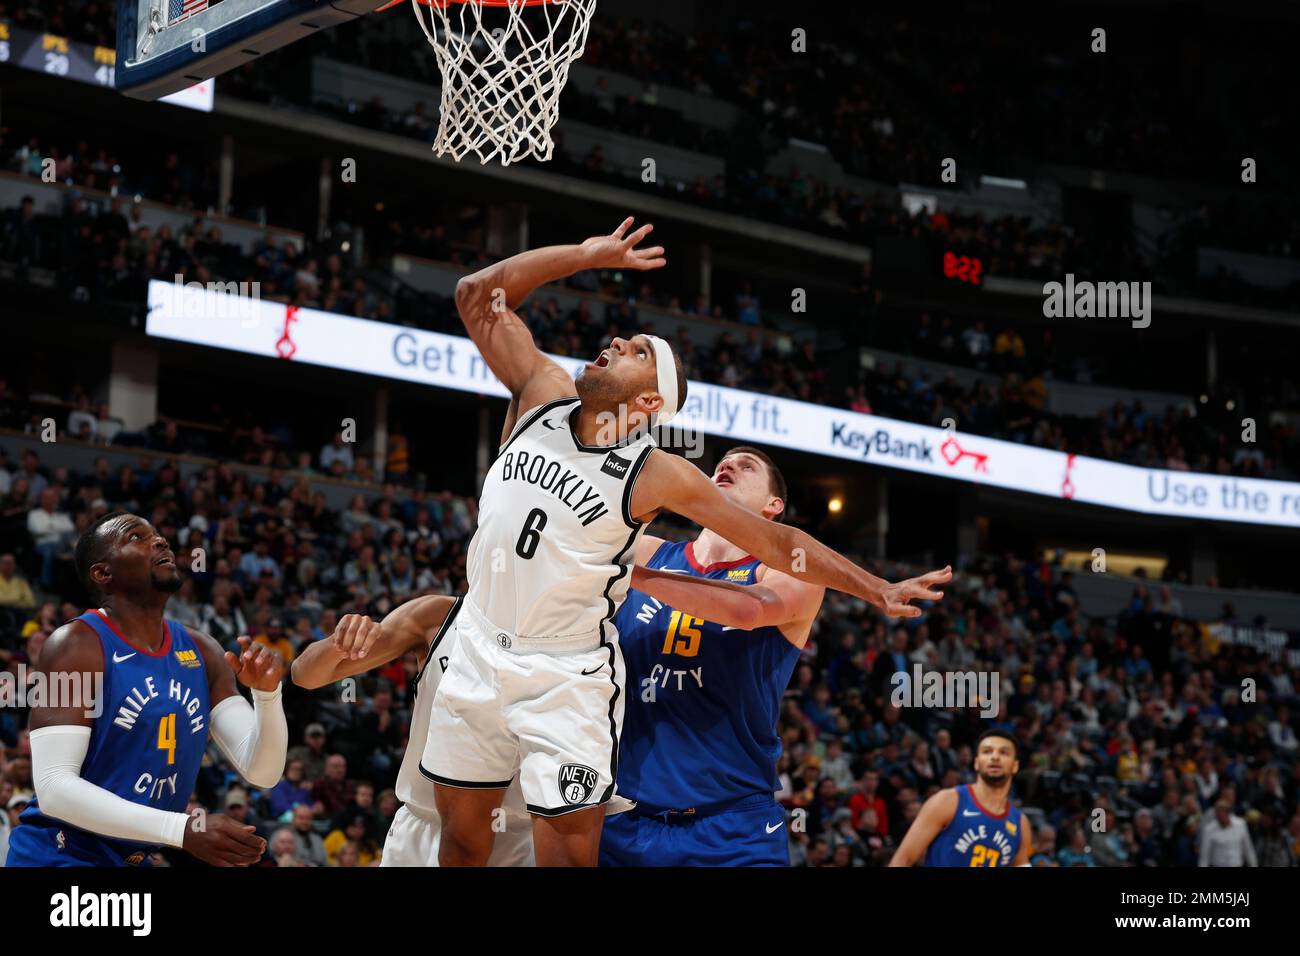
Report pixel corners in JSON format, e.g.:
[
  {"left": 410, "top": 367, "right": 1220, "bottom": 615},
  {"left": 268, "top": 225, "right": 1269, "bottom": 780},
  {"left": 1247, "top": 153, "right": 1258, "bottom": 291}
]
[{"left": 0, "top": 21, "right": 213, "bottom": 111}]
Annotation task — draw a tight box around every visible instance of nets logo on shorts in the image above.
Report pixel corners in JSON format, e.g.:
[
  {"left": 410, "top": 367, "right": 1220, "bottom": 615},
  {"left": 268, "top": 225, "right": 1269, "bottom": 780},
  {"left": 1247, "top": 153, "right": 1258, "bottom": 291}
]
[{"left": 559, "top": 763, "right": 598, "bottom": 805}]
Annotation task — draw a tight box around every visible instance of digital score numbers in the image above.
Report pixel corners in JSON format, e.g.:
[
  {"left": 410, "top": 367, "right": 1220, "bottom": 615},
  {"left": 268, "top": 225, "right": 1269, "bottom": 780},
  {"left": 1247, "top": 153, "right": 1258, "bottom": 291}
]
[
  {"left": 942, "top": 250, "right": 984, "bottom": 287},
  {"left": 0, "top": 22, "right": 117, "bottom": 87}
]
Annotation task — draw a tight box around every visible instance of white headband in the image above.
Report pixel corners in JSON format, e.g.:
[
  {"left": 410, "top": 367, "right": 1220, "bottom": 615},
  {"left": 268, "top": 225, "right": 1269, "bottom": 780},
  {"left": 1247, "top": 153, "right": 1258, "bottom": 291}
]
[{"left": 644, "top": 335, "right": 679, "bottom": 427}]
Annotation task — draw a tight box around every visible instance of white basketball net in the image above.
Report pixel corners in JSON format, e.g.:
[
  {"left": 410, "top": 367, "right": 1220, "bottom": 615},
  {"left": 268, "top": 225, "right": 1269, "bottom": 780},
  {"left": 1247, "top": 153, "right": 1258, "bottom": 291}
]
[{"left": 411, "top": 0, "right": 597, "bottom": 167}]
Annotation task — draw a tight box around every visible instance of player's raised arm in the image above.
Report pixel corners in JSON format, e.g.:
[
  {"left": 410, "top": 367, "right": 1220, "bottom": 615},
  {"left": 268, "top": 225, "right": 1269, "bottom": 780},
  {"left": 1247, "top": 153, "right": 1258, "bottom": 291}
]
[
  {"left": 195, "top": 631, "right": 289, "bottom": 790},
  {"left": 634, "top": 450, "right": 951, "bottom": 618},
  {"left": 889, "top": 789, "right": 959, "bottom": 867},
  {"left": 455, "top": 217, "right": 666, "bottom": 405},
  {"left": 291, "top": 595, "right": 456, "bottom": 688}
]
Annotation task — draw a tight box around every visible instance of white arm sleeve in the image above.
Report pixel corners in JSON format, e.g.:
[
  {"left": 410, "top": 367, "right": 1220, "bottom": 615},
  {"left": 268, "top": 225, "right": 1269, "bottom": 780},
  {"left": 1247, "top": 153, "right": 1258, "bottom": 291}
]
[
  {"left": 30, "top": 725, "right": 190, "bottom": 848},
  {"left": 209, "top": 686, "right": 289, "bottom": 789}
]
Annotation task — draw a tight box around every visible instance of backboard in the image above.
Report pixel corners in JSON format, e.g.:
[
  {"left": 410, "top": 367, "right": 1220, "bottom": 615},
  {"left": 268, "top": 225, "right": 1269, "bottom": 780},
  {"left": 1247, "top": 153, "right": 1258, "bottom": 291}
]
[{"left": 115, "top": 0, "right": 380, "bottom": 101}]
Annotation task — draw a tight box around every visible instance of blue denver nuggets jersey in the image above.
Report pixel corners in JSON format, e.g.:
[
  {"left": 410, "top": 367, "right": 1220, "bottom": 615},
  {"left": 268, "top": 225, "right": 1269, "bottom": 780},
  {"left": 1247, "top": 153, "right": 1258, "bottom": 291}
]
[
  {"left": 613, "top": 540, "right": 800, "bottom": 809},
  {"left": 13, "top": 610, "right": 210, "bottom": 866},
  {"left": 923, "top": 785, "right": 1023, "bottom": 867}
]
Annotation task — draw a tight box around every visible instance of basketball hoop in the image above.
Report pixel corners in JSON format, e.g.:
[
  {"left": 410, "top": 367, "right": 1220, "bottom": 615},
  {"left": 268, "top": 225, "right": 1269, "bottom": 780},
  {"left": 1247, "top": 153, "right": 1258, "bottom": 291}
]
[{"left": 400, "top": 0, "right": 597, "bottom": 167}]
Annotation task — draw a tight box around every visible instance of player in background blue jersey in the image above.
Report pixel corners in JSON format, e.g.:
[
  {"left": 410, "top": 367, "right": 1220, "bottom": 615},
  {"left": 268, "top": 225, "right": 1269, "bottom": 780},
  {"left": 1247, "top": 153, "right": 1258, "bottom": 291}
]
[
  {"left": 6, "top": 511, "right": 289, "bottom": 867},
  {"left": 889, "top": 729, "right": 1032, "bottom": 867},
  {"left": 601, "top": 446, "right": 953, "bottom": 866}
]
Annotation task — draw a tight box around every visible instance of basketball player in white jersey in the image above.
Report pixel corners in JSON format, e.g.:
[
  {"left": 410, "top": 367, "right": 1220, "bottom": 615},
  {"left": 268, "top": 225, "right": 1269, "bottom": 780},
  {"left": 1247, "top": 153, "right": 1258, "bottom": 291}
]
[
  {"left": 431, "top": 216, "right": 951, "bottom": 866},
  {"left": 291, "top": 570, "right": 759, "bottom": 866}
]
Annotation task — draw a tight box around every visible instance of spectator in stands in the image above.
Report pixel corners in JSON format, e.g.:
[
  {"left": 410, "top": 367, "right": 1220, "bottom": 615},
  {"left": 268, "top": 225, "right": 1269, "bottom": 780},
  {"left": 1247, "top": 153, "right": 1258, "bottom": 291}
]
[
  {"left": 386, "top": 427, "right": 410, "bottom": 484},
  {"left": 341, "top": 496, "right": 373, "bottom": 535},
  {"left": 200, "top": 592, "right": 248, "bottom": 647},
  {"left": 324, "top": 813, "right": 379, "bottom": 866},
  {"left": 254, "top": 616, "right": 296, "bottom": 663},
  {"left": 287, "top": 723, "right": 330, "bottom": 784},
  {"left": 3, "top": 196, "right": 41, "bottom": 265},
  {"left": 387, "top": 553, "right": 416, "bottom": 600},
  {"left": 1199, "top": 799, "right": 1257, "bottom": 867},
  {"left": 1156, "top": 585, "right": 1184, "bottom": 617},
  {"left": 267, "top": 756, "right": 315, "bottom": 820},
  {"left": 1057, "top": 827, "right": 1096, "bottom": 866},
  {"left": 4, "top": 793, "right": 30, "bottom": 854},
  {"left": 66, "top": 395, "right": 98, "bottom": 442},
  {"left": 4, "top": 751, "right": 33, "bottom": 803},
  {"left": 961, "top": 320, "right": 993, "bottom": 365},
  {"left": 1253, "top": 810, "right": 1295, "bottom": 867},
  {"left": 343, "top": 545, "right": 383, "bottom": 597},
  {"left": 14, "top": 451, "right": 47, "bottom": 502},
  {"left": 0, "top": 552, "right": 36, "bottom": 620},
  {"left": 26, "top": 487, "right": 75, "bottom": 589},
  {"left": 848, "top": 769, "right": 889, "bottom": 836},
  {"left": 265, "top": 826, "right": 306, "bottom": 867},
  {"left": 240, "top": 539, "right": 281, "bottom": 584},
  {"left": 319, "top": 432, "right": 355, "bottom": 475},
  {"left": 148, "top": 420, "right": 184, "bottom": 455},
  {"left": 1269, "top": 706, "right": 1299, "bottom": 754},
  {"left": 313, "top": 754, "right": 355, "bottom": 820},
  {"left": 95, "top": 403, "right": 122, "bottom": 444},
  {"left": 1088, "top": 809, "right": 1130, "bottom": 866},
  {"left": 1030, "top": 825, "right": 1058, "bottom": 866},
  {"left": 289, "top": 803, "right": 328, "bottom": 867},
  {"left": 166, "top": 578, "right": 202, "bottom": 629},
  {"left": 993, "top": 326, "right": 1026, "bottom": 371}
]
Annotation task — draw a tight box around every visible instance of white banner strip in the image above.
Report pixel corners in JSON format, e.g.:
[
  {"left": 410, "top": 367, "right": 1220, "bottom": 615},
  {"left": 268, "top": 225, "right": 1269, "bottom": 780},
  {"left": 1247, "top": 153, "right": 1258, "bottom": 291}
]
[{"left": 145, "top": 279, "right": 1300, "bottom": 528}]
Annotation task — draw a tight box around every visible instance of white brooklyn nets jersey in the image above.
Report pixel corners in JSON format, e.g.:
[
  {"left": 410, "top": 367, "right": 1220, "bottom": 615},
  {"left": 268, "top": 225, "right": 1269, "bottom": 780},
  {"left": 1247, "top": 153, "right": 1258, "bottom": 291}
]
[{"left": 467, "top": 396, "right": 657, "bottom": 645}]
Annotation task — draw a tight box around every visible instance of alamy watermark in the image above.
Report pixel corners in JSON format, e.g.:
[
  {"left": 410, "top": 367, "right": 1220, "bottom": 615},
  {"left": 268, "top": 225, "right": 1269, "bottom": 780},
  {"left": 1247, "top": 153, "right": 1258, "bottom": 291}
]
[
  {"left": 890, "top": 663, "right": 999, "bottom": 718},
  {"left": 1042, "top": 274, "right": 1151, "bottom": 329},
  {"left": 172, "top": 274, "right": 261, "bottom": 328},
  {"left": 0, "top": 665, "right": 103, "bottom": 718},
  {"left": 591, "top": 403, "right": 704, "bottom": 459}
]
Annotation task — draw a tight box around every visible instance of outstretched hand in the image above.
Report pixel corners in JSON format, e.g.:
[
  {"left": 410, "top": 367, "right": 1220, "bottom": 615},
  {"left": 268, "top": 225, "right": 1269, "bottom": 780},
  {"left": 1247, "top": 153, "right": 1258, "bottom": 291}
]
[
  {"left": 878, "top": 565, "right": 952, "bottom": 619},
  {"left": 581, "top": 217, "right": 666, "bottom": 272},
  {"left": 225, "top": 636, "right": 286, "bottom": 692}
]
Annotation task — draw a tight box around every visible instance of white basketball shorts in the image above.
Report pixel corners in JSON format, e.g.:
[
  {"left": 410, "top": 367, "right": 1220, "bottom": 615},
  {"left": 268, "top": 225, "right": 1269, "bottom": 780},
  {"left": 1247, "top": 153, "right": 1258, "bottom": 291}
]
[
  {"left": 421, "top": 597, "right": 626, "bottom": 816},
  {"left": 381, "top": 804, "right": 535, "bottom": 867}
]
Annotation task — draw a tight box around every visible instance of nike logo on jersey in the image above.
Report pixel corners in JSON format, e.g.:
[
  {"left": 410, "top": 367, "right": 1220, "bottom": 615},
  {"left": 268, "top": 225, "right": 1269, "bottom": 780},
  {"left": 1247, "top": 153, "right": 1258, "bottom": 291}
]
[
  {"left": 580, "top": 664, "right": 605, "bottom": 676},
  {"left": 112, "top": 651, "right": 137, "bottom": 663},
  {"left": 766, "top": 821, "right": 784, "bottom": 833},
  {"left": 541, "top": 417, "right": 561, "bottom": 430},
  {"left": 963, "top": 809, "right": 982, "bottom": 817}
]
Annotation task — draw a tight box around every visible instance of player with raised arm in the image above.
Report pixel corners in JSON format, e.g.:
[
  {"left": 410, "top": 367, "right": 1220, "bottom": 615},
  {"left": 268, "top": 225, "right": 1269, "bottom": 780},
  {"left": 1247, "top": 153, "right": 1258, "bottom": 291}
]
[
  {"left": 6, "top": 512, "right": 289, "bottom": 867},
  {"left": 888, "top": 729, "right": 1032, "bottom": 867},
  {"left": 428, "top": 217, "right": 951, "bottom": 866}
]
